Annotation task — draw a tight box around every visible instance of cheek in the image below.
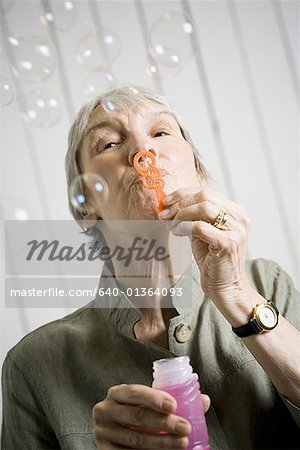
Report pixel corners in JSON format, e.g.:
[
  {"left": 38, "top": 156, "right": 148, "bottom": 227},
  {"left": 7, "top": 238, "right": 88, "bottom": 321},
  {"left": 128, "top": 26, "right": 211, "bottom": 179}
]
[
  {"left": 166, "top": 138, "right": 193, "bottom": 159},
  {"left": 165, "top": 141, "right": 196, "bottom": 172},
  {"left": 85, "top": 157, "right": 123, "bottom": 190},
  {"left": 162, "top": 142, "right": 200, "bottom": 189},
  {"left": 84, "top": 157, "right": 109, "bottom": 177}
]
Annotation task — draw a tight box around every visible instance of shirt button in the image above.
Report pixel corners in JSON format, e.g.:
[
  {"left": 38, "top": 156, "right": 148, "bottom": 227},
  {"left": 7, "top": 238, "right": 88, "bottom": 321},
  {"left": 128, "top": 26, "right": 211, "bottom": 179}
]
[{"left": 174, "top": 323, "right": 192, "bottom": 343}]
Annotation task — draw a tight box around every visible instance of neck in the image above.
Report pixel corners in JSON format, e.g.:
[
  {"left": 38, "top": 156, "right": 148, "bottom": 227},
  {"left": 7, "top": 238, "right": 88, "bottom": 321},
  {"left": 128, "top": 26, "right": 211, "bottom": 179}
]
[
  {"left": 133, "top": 305, "right": 177, "bottom": 350},
  {"left": 98, "top": 221, "right": 194, "bottom": 349},
  {"left": 98, "top": 220, "right": 191, "bottom": 320},
  {"left": 100, "top": 221, "right": 180, "bottom": 307}
]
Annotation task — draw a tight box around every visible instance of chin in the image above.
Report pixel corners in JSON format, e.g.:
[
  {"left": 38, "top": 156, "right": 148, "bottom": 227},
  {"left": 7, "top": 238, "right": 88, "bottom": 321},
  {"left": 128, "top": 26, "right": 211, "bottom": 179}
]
[{"left": 129, "top": 187, "right": 159, "bottom": 220}]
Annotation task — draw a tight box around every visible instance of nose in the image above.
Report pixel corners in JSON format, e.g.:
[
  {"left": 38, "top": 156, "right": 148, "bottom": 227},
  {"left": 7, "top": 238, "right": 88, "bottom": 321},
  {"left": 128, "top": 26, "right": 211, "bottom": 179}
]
[{"left": 128, "top": 140, "right": 159, "bottom": 166}]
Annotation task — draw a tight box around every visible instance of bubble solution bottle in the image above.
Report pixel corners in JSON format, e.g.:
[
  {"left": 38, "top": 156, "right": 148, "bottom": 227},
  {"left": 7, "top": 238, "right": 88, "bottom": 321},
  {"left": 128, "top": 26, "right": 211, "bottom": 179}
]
[{"left": 152, "top": 356, "right": 210, "bottom": 450}]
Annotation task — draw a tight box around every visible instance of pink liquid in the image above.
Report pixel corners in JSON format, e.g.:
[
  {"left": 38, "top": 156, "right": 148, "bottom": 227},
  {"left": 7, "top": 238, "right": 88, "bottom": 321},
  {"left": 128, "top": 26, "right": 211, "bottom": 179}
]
[{"left": 155, "top": 374, "right": 210, "bottom": 450}]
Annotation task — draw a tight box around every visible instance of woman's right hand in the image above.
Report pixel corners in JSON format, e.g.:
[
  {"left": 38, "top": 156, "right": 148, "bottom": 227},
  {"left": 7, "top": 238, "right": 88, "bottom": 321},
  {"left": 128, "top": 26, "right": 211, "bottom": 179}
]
[{"left": 92, "top": 384, "right": 210, "bottom": 449}]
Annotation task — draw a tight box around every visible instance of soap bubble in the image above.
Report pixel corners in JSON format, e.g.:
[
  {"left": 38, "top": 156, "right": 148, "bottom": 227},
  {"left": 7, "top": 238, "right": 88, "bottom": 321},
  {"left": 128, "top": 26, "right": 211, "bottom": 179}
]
[
  {"left": 76, "top": 29, "right": 121, "bottom": 69},
  {"left": 14, "top": 208, "right": 29, "bottom": 220},
  {"left": 0, "top": 194, "right": 30, "bottom": 220},
  {"left": 82, "top": 68, "right": 115, "bottom": 100},
  {"left": 0, "top": 52, "right": 15, "bottom": 106},
  {"left": 102, "top": 98, "right": 116, "bottom": 112},
  {"left": 40, "top": 1, "right": 77, "bottom": 31},
  {"left": 146, "top": 56, "right": 181, "bottom": 80},
  {"left": 20, "top": 89, "right": 61, "bottom": 127},
  {"left": 100, "top": 97, "right": 121, "bottom": 113},
  {"left": 150, "top": 45, "right": 181, "bottom": 67},
  {"left": 0, "top": 75, "right": 14, "bottom": 106},
  {"left": 99, "top": 86, "right": 140, "bottom": 114},
  {"left": 0, "top": 0, "right": 14, "bottom": 14},
  {"left": 7, "top": 34, "right": 56, "bottom": 82},
  {"left": 149, "top": 12, "right": 196, "bottom": 63},
  {"left": 69, "top": 173, "right": 109, "bottom": 216},
  {"left": 99, "top": 96, "right": 119, "bottom": 114},
  {"left": 127, "top": 86, "right": 139, "bottom": 95}
]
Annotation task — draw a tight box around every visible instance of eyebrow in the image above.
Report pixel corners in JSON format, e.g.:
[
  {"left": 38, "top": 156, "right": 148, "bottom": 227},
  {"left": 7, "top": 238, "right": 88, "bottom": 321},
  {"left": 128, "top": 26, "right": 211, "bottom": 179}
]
[
  {"left": 85, "top": 110, "right": 178, "bottom": 137},
  {"left": 85, "top": 120, "right": 120, "bottom": 137},
  {"left": 151, "top": 111, "right": 178, "bottom": 123}
]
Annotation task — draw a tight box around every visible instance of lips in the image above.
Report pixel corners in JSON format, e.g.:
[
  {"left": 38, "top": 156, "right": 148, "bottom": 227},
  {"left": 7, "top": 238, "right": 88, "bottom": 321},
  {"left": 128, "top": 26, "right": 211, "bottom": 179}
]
[
  {"left": 159, "top": 168, "right": 168, "bottom": 177},
  {"left": 130, "top": 168, "right": 169, "bottom": 187}
]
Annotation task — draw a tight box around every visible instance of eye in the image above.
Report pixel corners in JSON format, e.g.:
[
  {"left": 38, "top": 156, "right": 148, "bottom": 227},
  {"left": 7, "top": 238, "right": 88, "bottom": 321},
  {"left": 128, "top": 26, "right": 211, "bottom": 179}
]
[
  {"left": 154, "top": 131, "right": 168, "bottom": 137},
  {"left": 104, "top": 142, "right": 118, "bottom": 150}
]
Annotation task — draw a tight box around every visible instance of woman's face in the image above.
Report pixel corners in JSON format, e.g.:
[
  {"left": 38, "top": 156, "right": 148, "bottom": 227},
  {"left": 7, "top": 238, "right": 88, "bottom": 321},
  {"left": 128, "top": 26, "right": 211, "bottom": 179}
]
[{"left": 80, "top": 102, "right": 202, "bottom": 221}]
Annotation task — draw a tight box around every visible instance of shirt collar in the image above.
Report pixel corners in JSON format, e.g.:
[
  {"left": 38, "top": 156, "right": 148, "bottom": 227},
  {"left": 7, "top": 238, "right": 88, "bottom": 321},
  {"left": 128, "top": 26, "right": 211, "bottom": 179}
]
[{"left": 93, "top": 260, "right": 205, "bottom": 335}]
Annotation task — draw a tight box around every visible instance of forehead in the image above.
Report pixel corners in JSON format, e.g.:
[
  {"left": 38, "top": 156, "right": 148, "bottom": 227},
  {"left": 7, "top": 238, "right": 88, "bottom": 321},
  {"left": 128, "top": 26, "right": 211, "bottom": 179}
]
[{"left": 85, "top": 101, "right": 175, "bottom": 134}]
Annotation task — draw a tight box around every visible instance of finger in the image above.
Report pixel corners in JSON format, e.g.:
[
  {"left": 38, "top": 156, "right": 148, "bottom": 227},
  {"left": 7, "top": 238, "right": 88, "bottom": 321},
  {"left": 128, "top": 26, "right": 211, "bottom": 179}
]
[
  {"left": 96, "top": 439, "right": 132, "bottom": 450},
  {"left": 201, "top": 394, "right": 211, "bottom": 414},
  {"left": 162, "top": 186, "right": 201, "bottom": 206},
  {"left": 192, "top": 221, "right": 231, "bottom": 251},
  {"left": 159, "top": 202, "right": 214, "bottom": 222},
  {"left": 105, "top": 403, "right": 191, "bottom": 436},
  {"left": 169, "top": 220, "right": 226, "bottom": 252},
  {"left": 163, "top": 187, "right": 247, "bottom": 222},
  {"left": 167, "top": 220, "right": 193, "bottom": 237},
  {"left": 159, "top": 201, "right": 237, "bottom": 232},
  {"left": 95, "top": 424, "right": 189, "bottom": 449},
  {"left": 107, "top": 384, "right": 177, "bottom": 414}
]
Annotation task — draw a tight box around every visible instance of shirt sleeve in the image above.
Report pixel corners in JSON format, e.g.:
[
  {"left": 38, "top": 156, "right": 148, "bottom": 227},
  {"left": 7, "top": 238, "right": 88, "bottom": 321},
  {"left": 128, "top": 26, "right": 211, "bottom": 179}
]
[
  {"left": 1, "top": 352, "right": 60, "bottom": 450},
  {"left": 270, "top": 261, "right": 300, "bottom": 427},
  {"left": 267, "top": 261, "right": 299, "bottom": 327}
]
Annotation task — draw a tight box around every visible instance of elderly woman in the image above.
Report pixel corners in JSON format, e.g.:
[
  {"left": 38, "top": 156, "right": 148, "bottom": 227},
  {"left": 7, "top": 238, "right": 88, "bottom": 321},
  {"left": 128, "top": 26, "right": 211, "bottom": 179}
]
[{"left": 1, "top": 86, "right": 300, "bottom": 450}]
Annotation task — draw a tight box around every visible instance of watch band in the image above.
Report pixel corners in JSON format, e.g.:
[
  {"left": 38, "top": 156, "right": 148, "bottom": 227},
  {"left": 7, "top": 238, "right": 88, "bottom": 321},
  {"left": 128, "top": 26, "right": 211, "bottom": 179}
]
[{"left": 232, "top": 318, "right": 263, "bottom": 338}]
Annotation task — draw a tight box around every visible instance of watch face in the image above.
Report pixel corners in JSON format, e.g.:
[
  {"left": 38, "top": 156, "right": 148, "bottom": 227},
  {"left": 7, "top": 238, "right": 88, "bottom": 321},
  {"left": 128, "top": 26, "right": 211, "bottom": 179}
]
[{"left": 258, "top": 305, "right": 277, "bottom": 329}]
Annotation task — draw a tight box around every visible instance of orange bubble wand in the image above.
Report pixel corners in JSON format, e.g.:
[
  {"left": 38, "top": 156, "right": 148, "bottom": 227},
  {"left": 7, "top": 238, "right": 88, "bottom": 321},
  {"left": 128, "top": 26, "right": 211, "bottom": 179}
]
[{"left": 133, "top": 150, "right": 167, "bottom": 212}]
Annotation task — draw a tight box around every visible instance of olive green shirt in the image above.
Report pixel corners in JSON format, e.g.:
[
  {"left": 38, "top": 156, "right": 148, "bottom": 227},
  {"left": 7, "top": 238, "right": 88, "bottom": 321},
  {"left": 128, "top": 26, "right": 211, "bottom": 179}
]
[{"left": 1, "top": 258, "right": 300, "bottom": 449}]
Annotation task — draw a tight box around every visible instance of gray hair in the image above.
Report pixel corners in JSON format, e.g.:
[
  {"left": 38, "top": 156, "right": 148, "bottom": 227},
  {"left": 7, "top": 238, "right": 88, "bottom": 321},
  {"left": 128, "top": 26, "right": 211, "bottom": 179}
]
[{"left": 65, "top": 85, "right": 208, "bottom": 236}]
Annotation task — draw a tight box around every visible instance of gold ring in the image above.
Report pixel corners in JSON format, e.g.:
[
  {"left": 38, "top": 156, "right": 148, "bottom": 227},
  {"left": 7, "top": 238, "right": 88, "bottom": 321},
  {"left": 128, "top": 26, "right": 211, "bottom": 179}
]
[{"left": 212, "top": 209, "right": 227, "bottom": 229}]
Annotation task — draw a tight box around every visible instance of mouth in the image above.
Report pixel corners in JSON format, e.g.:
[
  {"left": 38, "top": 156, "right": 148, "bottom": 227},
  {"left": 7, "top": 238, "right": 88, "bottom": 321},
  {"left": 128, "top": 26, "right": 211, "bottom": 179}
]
[
  {"left": 159, "top": 168, "right": 168, "bottom": 177},
  {"left": 130, "top": 168, "right": 169, "bottom": 187}
]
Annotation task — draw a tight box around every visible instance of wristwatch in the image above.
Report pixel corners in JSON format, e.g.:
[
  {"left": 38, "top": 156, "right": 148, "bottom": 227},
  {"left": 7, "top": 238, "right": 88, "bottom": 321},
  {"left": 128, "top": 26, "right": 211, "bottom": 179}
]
[{"left": 232, "top": 301, "right": 279, "bottom": 338}]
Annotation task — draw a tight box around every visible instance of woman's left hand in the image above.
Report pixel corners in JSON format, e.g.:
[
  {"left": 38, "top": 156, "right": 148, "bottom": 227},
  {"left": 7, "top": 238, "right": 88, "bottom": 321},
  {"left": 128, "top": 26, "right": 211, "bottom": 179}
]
[{"left": 158, "top": 187, "right": 254, "bottom": 321}]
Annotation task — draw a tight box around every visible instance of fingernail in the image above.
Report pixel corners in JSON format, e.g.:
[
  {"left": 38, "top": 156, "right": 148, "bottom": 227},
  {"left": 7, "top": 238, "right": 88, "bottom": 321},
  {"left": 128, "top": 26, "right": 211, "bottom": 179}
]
[
  {"left": 175, "top": 420, "right": 191, "bottom": 435},
  {"left": 174, "top": 436, "right": 189, "bottom": 448},
  {"left": 202, "top": 394, "right": 211, "bottom": 411},
  {"left": 163, "top": 399, "right": 176, "bottom": 412},
  {"left": 158, "top": 208, "right": 170, "bottom": 218},
  {"left": 163, "top": 195, "right": 174, "bottom": 205}
]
